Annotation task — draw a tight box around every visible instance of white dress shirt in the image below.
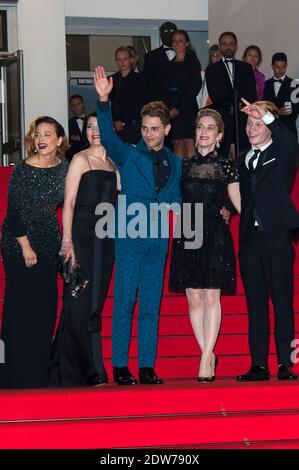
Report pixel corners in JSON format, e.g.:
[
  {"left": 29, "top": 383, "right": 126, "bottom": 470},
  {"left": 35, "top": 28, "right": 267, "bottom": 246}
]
[
  {"left": 273, "top": 75, "right": 285, "bottom": 97},
  {"left": 245, "top": 112, "right": 274, "bottom": 169},
  {"left": 163, "top": 45, "right": 176, "bottom": 61},
  {"left": 223, "top": 57, "right": 234, "bottom": 86},
  {"left": 76, "top": 115, "right": 85, "bottom": 133}
]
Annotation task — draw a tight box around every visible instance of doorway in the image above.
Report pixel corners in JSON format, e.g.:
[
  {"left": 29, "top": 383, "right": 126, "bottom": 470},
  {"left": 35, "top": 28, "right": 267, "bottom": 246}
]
[{"left": 0, "top": 50, "right": 25, "bottom": 166}]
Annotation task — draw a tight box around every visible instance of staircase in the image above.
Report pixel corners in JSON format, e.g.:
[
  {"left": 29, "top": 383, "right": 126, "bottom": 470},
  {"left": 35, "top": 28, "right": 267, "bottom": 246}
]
[{"left": 0, "top": 166, "right": 299, "bottom": 449}]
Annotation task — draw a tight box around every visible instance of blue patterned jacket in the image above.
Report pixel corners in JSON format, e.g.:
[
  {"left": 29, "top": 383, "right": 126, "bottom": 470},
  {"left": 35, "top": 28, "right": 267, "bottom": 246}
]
[{"left": 96, "top": 100, "right": 182, "bottom": 253}]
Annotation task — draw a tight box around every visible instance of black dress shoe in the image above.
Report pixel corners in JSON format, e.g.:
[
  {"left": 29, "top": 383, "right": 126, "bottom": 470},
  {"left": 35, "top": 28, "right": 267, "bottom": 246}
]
[
  {"left": 86, "top": 373, "right": 108, "bottom": 386},
  {"left": 139, "top": 367, "right": 163, "bottom": 384},
  {"left": 236, "top": 365, "right": 270, "bottom": 382},
  {"left": 113, "top": 366, "right": 138, "bottom": 385},
  {"left": 278, "top": 365, "right": 298, "bottom": 381}
]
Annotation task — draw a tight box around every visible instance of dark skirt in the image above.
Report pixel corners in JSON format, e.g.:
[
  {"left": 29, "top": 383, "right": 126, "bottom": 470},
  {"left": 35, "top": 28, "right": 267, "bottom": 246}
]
[
  {"left": 169, "top": 217, "right": 236, "bottom": 294},
  {"left": 0, "top": 255, "right": 57, "bottom": 388},
  {"left": 48, "top": 228, "right": 114, "bottom": 387}
]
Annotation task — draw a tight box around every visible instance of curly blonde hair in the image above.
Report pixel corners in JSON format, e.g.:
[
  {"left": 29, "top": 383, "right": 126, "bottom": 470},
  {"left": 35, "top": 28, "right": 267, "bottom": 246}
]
[{"left": 24, "top": 116, "right": 69, "bottom": 157}]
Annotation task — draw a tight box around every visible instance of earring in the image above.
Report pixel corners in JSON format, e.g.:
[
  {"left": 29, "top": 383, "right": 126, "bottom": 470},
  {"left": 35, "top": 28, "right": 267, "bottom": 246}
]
[{"left": 216, "top": 140, "right": 220, "bottom": 148}]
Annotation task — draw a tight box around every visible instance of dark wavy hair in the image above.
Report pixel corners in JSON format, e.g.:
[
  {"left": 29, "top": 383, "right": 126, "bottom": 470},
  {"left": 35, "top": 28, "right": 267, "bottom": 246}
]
[{"left": 24, "top": 116, "right": 69, "bottom": 157}]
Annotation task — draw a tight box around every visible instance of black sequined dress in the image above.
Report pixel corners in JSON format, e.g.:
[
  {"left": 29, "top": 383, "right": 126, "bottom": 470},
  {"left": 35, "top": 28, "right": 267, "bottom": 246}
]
[
  {"left": 169, "top": 151, "right": 238, "bottom": 293},
  {"left": 0, "top": 160, "right": 68, "bottom": 388}
]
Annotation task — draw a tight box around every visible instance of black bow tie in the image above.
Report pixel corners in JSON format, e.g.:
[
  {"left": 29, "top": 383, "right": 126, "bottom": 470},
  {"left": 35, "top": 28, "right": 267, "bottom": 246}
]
[
  {"left": 274, "top": 79, "right": 283, "bottom": 83},
  {"left": 164, "top": 47, "right": 173, "bottom": 51},
  {"left": 248, "top": 149, "right": 261, "bottom": 172},
  {"left": 77, "top": 116, "right": 85, "bottom": 121},
  {"left": 224, "top": 58, "right": 234, "bottom": 63}
]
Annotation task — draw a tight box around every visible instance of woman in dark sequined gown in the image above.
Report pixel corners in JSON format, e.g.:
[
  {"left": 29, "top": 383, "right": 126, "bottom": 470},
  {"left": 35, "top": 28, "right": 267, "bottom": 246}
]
[
  {"left": 169, "top": 108, "right": 241, "bottom": 381},
  {"left": 0, "top": 116, "right": 69, "bottom": 388},
  {"left": 48, "top": 113, "right": 118, "bottom": 387}
]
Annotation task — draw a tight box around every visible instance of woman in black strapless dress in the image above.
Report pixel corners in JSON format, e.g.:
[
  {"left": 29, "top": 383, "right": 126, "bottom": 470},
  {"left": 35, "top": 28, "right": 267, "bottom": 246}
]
[{"left": 49, "top": 113, "right": 118, "bottom": 387}]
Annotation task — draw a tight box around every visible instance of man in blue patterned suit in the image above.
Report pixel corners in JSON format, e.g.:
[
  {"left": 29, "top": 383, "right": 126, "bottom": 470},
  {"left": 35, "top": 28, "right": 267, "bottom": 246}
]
[{"left": 94, "top": 66, "right": 182, "bottom": 385}]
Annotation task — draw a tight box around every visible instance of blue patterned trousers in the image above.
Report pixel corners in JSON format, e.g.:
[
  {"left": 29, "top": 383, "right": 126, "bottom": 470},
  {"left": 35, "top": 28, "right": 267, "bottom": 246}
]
[{"left": 112, "top": 244, "right": 167, "bottom": 368}]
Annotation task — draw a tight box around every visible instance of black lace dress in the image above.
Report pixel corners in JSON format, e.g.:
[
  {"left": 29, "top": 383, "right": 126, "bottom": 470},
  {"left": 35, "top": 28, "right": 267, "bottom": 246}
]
[{"left": 169, "top": 151, "right": 238, "bottom": 293}]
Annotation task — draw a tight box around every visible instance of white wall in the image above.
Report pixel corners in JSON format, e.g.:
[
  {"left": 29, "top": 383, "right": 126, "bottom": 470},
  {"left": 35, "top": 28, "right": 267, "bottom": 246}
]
[
  {"left": 15, "top": 0, "right": 208, "bottom": 137},
  {"left": 17, "top": 0, "right": 68, "bottom": 133},
  {"left": 209, "top": 0, "right": 299, "bottom": 79},
  {"left": 0, "top": 4, "right": 18, "bottom": 53},
  {"left": 64, "top": 0, "right": 208, "bottom": 21},
  {"left": 89, "top": 36, "right": 133, "bottom": 72}
]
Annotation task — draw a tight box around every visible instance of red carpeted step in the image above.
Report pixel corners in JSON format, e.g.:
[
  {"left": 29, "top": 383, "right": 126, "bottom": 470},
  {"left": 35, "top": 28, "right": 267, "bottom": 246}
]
[
  {"left": 195, "top": 440, "right": 299, "bottom": 449},
  {"left": 0, "top": 381, "right": 299, "bottom": 448},
  {"left": 3, "top": 273, "right": 299, "bottom": 299},
  {"left": 1, "top": 311, "right": 296, "bottom": 337},
  {"left": 101, "top": 333, "right": 299, "bottom": 358},
  {"left": 100, "top": 312, "right": 299, "bottom": 336},
  {"left": 0, "top": 168, "right": 299, "bottom": 450},
  {"left": 99, "top": 294, "right": 299, "bottom": 316},
  {"left": 0, "top": 380, "right": 297, "bottom": 422},
  {"left": 1, "top": 412, "right": 299, "bottom": 448},
  {"left": 1, "top": 292, "right": 299, "bottom": 318},
  {"left": 98, "top": 355, "right": 299, "bottom": 380},
  {"left": 1, "top": 312, "right": 299, "bottom": 348}
]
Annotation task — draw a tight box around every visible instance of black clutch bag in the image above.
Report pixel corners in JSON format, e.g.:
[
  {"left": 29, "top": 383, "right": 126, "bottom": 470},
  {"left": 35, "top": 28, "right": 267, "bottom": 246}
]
[{"left": 58, "top": 252, "right": 89, "bottom": 298}]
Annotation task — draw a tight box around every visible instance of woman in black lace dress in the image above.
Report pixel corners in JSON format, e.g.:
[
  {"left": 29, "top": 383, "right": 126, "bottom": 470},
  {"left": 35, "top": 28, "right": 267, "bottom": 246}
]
[
  {"left": 0, "top": 116, "right": 68, "bottom": 388},
  {"left": 48, "top": 113, "right": 119, "bottom": 387},
  {"left": 169, "top": 109, "right": 240, "bottom": 382}
]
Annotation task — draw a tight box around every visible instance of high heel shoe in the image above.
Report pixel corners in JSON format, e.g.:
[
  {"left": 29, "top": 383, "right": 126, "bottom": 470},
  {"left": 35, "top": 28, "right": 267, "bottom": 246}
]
[
  {"left": 212, "top": 355, "right": 218, "bottom": 379},
  {"left": 198, "top": 354, "right": 214, "bottom": 383},
  {"left": 197, "top": 376, "right": 215, "bottom": 383}
]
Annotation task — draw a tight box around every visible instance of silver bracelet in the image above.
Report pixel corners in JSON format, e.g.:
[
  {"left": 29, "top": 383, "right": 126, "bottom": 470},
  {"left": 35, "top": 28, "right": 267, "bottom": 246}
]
[{"left": 62, "top": 238, "right": 72, "bottom": 243}]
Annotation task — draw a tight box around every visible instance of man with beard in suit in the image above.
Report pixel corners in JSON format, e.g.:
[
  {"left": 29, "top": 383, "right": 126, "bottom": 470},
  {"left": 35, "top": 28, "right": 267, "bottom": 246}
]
[
  {"left": 66, "top": 94, "right": 89, "bottom": 161},
  {"left": 263, "top": 52, "right": 299, "bottom": 139},
  {"left": 205, "top": 32, "right": 257, "bottom": 158}
]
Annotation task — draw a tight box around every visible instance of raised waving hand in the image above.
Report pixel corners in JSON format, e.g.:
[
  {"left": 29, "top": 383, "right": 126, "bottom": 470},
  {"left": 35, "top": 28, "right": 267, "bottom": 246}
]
[{"left": 94, "top": 66, "right": 113, "bottom": 100}]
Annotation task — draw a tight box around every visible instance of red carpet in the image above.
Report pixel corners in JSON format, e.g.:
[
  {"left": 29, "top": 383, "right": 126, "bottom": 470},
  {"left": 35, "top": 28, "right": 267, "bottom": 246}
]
[{"left": 0, "top": 166, "right": 299, "bottom": 448}]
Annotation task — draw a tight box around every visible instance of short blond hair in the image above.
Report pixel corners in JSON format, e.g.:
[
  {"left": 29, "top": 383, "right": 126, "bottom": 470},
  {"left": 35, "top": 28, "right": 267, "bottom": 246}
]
[{"left": 254, "top": 100, "right": 279, "bottom": 116}]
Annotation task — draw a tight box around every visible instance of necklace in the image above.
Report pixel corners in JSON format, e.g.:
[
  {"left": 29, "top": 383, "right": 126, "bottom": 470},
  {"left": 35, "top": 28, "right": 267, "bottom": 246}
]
[
  {"left": 86, "top": 152, "right": 114, "bottom": 170},
  {"left": 86, "top": 152, "right": 106, "bottom": 159},
  {"left": 35, "top": 155, "right": 58, "bottom": 168}
]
